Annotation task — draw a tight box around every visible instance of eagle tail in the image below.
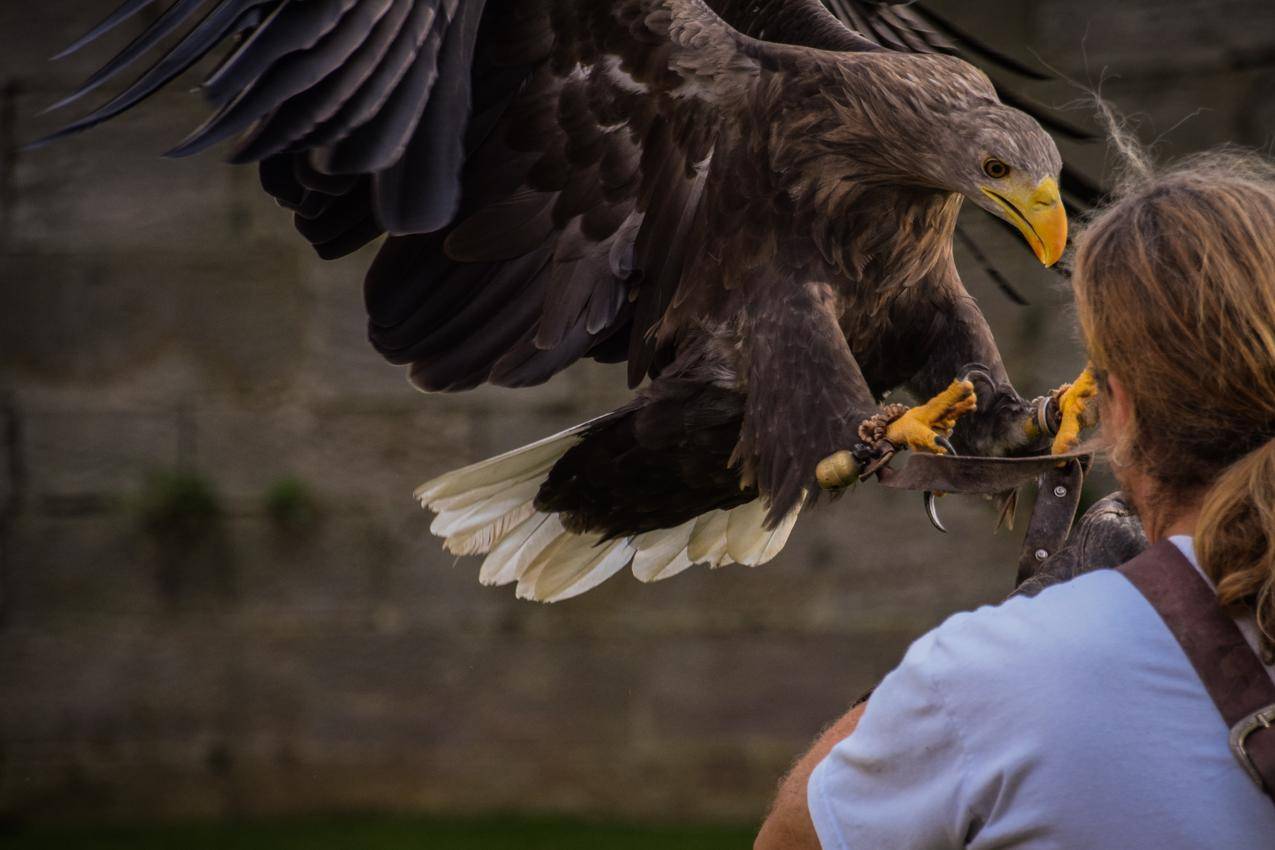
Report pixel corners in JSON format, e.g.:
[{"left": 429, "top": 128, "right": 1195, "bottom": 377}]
[{"left": 414, "top": 420, "right": 800, "bottom": 602}]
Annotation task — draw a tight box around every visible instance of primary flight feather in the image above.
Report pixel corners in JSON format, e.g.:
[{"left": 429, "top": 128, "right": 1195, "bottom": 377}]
[{"left": 42, "top": 0, "right": 1097, "bottom": 600}]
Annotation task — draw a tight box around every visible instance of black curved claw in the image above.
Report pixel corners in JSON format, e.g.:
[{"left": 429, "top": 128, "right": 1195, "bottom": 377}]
[{"left": 923, "top": 436, "right": 958, "bottom": 533}]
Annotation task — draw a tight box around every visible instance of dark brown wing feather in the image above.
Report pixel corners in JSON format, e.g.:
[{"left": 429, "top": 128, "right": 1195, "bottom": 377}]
[
  {"left": 39, "top": 0, "right": 1097, "bottom": 396},
  {"left": 41, "top": 0, "right": 809, "bottom": 393},
  {"left": 367, "top": 0, "right": 744, "bottom": 392}
]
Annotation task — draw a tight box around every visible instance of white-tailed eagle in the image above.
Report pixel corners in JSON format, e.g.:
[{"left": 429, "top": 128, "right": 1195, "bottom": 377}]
[{"left": 41, "top": 0, "right": 1098, "bottom": 601}]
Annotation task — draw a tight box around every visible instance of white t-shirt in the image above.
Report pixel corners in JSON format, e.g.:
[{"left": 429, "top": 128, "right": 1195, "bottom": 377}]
[{"left": 808, "top": 537, "right": 1275, "bottom": 849}]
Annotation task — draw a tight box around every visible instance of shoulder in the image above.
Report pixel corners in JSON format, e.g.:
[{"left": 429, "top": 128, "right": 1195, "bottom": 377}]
[
  {"left": 906, "top": 569, "right": 1172, "bottom": 721},
  {"left": 822, "top": 568, "right": 1272, "bottom": 848},
  {"left": 811, "top": 570, "right": 1202, "bottom": 849},
  {"left": 917, "top": 569, "right": 1140, "bottom": 652}
]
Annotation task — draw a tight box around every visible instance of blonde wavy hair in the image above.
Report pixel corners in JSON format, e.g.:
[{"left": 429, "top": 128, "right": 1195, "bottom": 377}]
[{"left": 1072, "top": 151, "right": 1275, "bottom": 653}]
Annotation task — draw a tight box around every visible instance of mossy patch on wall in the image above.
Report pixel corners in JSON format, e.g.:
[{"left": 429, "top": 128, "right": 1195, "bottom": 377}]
[
  {"left": 135, "top": 471, "right": 232, "bottom": 603},
  {"left": 263, "top": 476, "right": 320, "bottom": 534}
]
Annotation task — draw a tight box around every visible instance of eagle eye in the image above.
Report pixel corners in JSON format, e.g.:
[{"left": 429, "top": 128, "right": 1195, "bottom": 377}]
[{"left": 982, "top": 158, "right": 1011, "bottom": 180}]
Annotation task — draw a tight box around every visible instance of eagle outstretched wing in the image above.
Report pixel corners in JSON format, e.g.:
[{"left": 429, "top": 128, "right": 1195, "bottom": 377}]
[
  {"left": 42, "top": 0, "right": 820, "bottom": 390},
  {"left": 38, "top": 1, "right": 1093, "bottom": 391}
]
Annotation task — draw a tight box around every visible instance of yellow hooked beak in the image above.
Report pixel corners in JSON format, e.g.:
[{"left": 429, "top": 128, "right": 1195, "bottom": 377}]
[{"left": 981, "top": 177, "right": 1068, "bottom": 267}]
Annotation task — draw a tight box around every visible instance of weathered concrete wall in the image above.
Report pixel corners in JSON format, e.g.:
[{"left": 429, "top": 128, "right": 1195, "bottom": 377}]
[{"left": 1, "top": 0, "right": 1271, "bottom": 825}]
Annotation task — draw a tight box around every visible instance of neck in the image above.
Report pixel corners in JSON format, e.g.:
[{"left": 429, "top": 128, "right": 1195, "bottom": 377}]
[
  {"left": 1155, "top": 508, "right": 1202, "bottom": 542},
  {"left": 1125, "top": 469, "right": 1204, "bottom": 543}
]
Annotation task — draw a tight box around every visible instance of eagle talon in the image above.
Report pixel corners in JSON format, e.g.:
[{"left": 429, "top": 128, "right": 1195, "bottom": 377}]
[
  {"left": 885, "top": 379, "right": 978, "bottom": 455},
  {"left": 923, "top": 437, "right": 957, "bottom": 533},
  {"left": 1051, "top": 367, "right": 1099, "bottom": 455},
  {"left": 924, "top": 491, "right": 948, "bottom": 534}
]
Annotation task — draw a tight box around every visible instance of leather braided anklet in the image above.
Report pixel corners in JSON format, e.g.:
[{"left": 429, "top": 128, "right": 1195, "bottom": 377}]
[{"left": 856, "top": 403, "right": 910, "bottom": 457}]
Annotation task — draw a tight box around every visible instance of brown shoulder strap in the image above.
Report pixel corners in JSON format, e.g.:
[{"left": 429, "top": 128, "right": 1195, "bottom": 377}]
[{"left": 1120, "top": 541, "right": 1275, "bottom": 805}]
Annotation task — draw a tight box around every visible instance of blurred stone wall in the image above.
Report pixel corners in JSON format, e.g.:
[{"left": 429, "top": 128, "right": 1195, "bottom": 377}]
[{"left": 1, "top": 0, "right": 1271, "bottom": 826}]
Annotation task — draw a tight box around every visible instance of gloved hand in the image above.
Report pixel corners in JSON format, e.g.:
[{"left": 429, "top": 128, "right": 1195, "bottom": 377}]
[{"left": 1013, "top": 492, "right": 1148, "bottom": 598}]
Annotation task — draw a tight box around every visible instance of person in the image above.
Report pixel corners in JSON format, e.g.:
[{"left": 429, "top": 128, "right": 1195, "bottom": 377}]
[{"left": 756, "top": 151, "right": 1275, "bottom": 849}]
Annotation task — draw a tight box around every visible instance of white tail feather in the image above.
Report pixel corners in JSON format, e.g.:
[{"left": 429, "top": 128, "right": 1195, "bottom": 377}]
[
  {"left": 726, "top": 499, "right": 771, "bottom": 564},
  {"left": 445, "top": 502, "right": 537, "bottom": 557},
  {"left": 477, "top": 514, "right": 541, "bottom": 585},
  {"left": 481, "top": 513, "right": 564, "bottom": 587},
  {"left": 757, "top": 506, "right": 801, "bottom": 564},
  {"left": 417, "top": 420, "right": 802, "bottom": 601},
  {"left": 647, "top": 549, "right": 696, "bottom": 583},
  {"left": 430, "top": 477, "right": 542, "bottom": 539},
  {"left": 413, "top": 418, "right": 601, "bottom": 504},
  {"left": 687, "top": 510, "right": 733, "bottom": 568},
  {"left": 631, "top": 520, "right": 696, "bottom": 582},
  {"left": 726, "top": 498, "right": 799, "bottom": 566},
  {"left": 531, "top": 537, "right": 636, "bottom": 602},
  {"left": 429, "top": 477, "right": 524, "bottom": 514}
]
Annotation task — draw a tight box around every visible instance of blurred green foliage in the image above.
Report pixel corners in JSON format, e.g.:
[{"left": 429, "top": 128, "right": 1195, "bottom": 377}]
[
  {"left": 134, "top": 470, "right": 234, "bottom": 601},
  {"left": 137, "top": 470, "right": 222, "bottom": 544},
  {"left": 0, "top": 815, "right": 754, "bottom": 850},
  {"left": 263, "top": 475, "right": 321, "bottom": 532}
]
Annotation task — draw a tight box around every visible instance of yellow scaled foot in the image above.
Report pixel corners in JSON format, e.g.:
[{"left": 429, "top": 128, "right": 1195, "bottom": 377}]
[
  {"left": 1052, "top": 366, "right": 1099, "bottom": 455},
  {"left": 887, "top": 379, "right": 978, "bottom": 454}
]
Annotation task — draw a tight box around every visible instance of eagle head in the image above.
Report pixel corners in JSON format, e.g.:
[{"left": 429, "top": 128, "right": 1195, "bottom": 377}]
[
  {"left": 939, "top": 102, "right": 1068, "bottom": 267},
  {"left": 804, "top": 57, "right": 1069, "bottom": 269}
]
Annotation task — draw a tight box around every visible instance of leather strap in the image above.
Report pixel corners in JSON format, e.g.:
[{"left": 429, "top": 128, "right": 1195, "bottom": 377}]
[
  {"left": 1014, "top": 458, "right": 1085, "bottom": 587},
  {"left": 1120, "top": 541, "right": 1275, "bottom": 806}
]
